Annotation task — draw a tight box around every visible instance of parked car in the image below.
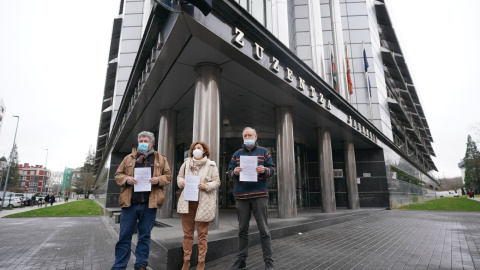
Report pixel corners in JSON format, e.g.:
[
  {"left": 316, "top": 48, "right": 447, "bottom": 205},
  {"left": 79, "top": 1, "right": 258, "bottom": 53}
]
[
  {"left": 0, "top": 197, "right": 23, "bottom": 208},
  {"left": 23, "top": 196, "right": 35, "bottom": 206},
  {"left": 437, "top": 191, "right": 460, "bottom": 197}
]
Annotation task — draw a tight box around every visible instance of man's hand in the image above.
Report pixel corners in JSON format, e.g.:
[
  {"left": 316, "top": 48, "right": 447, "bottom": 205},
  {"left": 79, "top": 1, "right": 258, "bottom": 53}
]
[
  {"left": 234, "top": 167, "right": 243, "bottom": 176},
  {"left": 126, "top": 177, "right": 137, "bottom": 185},
  {"left": 256, "top": 165, "right": 265, "bottom": 174},
  {"left": 149, "top": 177, "right": 160, "bottom": 185}
]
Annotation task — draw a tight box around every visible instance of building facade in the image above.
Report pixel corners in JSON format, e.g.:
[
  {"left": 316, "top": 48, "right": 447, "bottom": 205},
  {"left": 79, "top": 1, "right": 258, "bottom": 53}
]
[
  {"left": 61, "top": 167, "right": 74, "bottom": 194},
  {"left": 18, "top": 163, "right": 50, "bottom": 194},
  {"left": 94, "top": 0, "right": 438, "bottom": 218}
]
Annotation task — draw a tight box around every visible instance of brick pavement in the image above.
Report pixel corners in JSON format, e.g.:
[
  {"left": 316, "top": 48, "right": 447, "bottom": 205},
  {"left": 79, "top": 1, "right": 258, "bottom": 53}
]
[
  {"left": 0, "top": 216, "right": 134, "bottom": 270},
  {"left": 1, "top": 207, "right": 480, "bottom": 269},
  {"left": 205, "top": 210, "right": 480, "bottom": 270}
]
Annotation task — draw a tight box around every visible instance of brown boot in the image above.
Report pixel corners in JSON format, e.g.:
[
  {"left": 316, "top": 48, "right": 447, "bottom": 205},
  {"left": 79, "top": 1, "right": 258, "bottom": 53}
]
[
  {"left": 196, "top": 261, "right": 205, "bottom": 270},
  {"left": 181, "top": 260, "right": 190, "bottom": 270}
]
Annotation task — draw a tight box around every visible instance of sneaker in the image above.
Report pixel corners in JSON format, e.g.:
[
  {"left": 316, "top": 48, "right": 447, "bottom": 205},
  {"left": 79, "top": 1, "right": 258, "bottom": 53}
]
[
  {"left": 135, "top": 266, "right": 147, "bottom": 270},
  {"left": 265, "top": 260, "right": 274, "bottom": 270},
  {"left": 229, "top": 258, "right": 247, "bottom": 270}
]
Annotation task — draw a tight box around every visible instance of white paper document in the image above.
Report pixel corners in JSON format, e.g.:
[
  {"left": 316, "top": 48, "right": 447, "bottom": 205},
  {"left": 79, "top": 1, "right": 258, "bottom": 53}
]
[
  {"left": 184, "top": 175, "right": 201, "bottom": 201},
  {"left": 240, "top": 155, "right": 258, "bottom": 182},
  {"left": 134, "top": 167, "right": 152, "bottom": 192}
]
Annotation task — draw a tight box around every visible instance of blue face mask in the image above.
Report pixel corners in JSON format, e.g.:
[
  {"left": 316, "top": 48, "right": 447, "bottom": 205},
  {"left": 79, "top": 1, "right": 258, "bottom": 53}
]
[
  {"left": 138, "top": 143, "right": 149, "bottom": 152},
  {"left": 244, "top": 139, "right": 255, "bottom": 148}
]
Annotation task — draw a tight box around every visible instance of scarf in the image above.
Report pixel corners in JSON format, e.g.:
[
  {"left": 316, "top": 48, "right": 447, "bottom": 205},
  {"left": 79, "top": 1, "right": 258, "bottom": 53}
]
[
  {"left": 190, "top": 156, "right": 208, "bottom": 175},
  {"left": 137, "top": 148, "right": 154, "bottom": 163}
]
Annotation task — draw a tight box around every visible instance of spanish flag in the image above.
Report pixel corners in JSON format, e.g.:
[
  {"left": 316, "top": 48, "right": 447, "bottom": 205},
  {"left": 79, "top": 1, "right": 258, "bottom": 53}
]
[{"left": 345, "top": 44, "right": 353, "bottom": 95}]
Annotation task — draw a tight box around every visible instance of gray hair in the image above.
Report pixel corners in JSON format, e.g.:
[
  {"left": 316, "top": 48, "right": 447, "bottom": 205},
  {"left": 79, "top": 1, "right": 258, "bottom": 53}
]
[
  {"left": 243, "top": 127, "right": 257, "bottom": 135},
  {"left": 138, "top": 131, "right": 155, "bottom": 145}
]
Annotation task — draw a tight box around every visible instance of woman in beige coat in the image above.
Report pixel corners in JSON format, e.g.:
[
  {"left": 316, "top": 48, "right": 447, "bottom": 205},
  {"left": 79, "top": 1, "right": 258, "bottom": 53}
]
[{"left": 177, "top": 141, "right": 220, "bottom": 270}]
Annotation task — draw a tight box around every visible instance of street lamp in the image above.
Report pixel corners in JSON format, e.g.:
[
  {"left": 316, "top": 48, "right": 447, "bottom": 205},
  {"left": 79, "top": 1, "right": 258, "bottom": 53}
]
[
  {"left": 40, "top": 149, "right": 48, "bottom": 196},
  {"left": 1, "top": 115, "right": 20, "bottom": 211}
]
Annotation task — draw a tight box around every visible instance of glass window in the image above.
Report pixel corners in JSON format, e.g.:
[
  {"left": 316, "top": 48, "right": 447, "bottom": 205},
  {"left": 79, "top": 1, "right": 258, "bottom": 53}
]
[
  {"left": 251, "top": 0, "right": 265, "bottom": 27},
  {"left": 265, "top": 0, "right": 272, "bottom": 31},
  {"left": 236, "top": 0, "right": 248, "bottom": 9},
  {"left": 235, "top": 0, "right": 272, "bottom": 31}
]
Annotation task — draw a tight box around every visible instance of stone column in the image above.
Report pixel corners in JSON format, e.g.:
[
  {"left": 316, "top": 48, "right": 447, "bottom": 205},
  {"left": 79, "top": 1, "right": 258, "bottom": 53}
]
[
  {"left": 275, "top": 106, "right": 297, "bottom": 218},
  {"left": 271, "top": 0, "right": 290, "bottom": 46},
  {"left": 157, "top": 109, "right": 177, "bottom": 218},
  {"left": 343, "top": 140, "right": 360, "bottom": 209},
  {"left": 329, "top": 0, "right": 348, "bottom": 99},
  {"left": 308, "top": 0, "right": 326, "bottom": 79},
  {"left": 318, "top": 128, "right": 335, "bottom": 213},
  {"left": 192, "top": 63, "right": 221, "bottom": 229}
]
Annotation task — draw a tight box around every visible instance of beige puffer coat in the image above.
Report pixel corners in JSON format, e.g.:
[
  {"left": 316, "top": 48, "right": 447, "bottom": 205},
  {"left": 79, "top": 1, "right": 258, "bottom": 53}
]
[{"left": 177, "top": 157, "right": 220, "bottom": 222}]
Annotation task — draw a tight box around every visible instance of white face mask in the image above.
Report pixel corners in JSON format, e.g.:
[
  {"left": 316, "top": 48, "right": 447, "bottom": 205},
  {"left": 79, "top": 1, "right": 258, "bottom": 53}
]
[{"left": 192, "top": 149, "right": 203, "bottom": 159}]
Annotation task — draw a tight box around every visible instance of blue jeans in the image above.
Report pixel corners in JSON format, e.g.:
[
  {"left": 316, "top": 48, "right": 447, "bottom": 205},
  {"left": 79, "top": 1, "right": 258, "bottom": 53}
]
[
  {"left": 235, "top": 197, "right": 273, "bottom": 263},
  {"left": 112, "top": 204, "right": 157, "bottom": 270}
]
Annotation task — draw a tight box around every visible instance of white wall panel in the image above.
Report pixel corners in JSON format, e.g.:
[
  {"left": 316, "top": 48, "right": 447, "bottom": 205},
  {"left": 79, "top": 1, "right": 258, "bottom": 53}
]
[
  {"left": 121, "top": 26, "right": 142, "bottom": 40},
  {"left": 124, "top": 1, "right": 144, "bottom": 14},
  {"left": 295, "top": 18, "right": 310, "bottom": 31},
  {"left": 116, "top": 67, "right": 133, "bottom": 81},
  {"left": 297, "top": 45, "right": 312, "bottom": 59},
  {"left": 119, "top": 40, "right": 141, "bottom": 53},
  {"left": 346, "top": 16, "right": 369, "bottom": 29},
  {"left": 123, "top": 14, "right": 143, "bottom": 27},
  {"left": 346, "top": 2, "right": 368, "bottom": 16},
  {"left": 118, "top": 53, "right": 137, "bottom": 67}
]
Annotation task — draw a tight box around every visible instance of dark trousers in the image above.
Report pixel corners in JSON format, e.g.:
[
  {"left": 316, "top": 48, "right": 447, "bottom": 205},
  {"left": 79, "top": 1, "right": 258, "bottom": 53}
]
[
  {"left": 235, "top": 197, "right": 273, "bottom": 263},
  {"left": 112, "top": 204, "right": 157, "bottom": 270}
]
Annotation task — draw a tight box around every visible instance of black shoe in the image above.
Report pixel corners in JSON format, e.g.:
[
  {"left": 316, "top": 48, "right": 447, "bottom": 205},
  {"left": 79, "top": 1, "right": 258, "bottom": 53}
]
[
  {"left": 135, "top": 266, "right": 147, "bottom": 270},
  {"left": 229, "top": 258, "right": 247, "bottom": 270},
  {"left": 265, "top": 260, "right": 274, "bottom": 270}
]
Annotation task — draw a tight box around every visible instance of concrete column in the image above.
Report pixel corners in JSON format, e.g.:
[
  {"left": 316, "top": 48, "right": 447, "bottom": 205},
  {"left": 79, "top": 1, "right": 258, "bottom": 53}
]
[
  {"left": 157, "top": 109, "right": 177, "bottom": 218},
  {"left": 343, "top": 140, "right": 360, "bottom": 209},
  {"left": 192, "top": 63, "right": 221, "bottom": 229},
  {"left": 318, "top": 128, "right": 335, "bottom": 213},
  {"left": 271, "top": 0, "right": 290, "bottom": 46},
  {"left": 329, "top": 0, "right": 347, "bottom": 99},
  {"left": 275, "top": 106, "right": 297, "bottom": 218},
  {"left": 308, "top": 0, "right": 326, "bottom": 79}
]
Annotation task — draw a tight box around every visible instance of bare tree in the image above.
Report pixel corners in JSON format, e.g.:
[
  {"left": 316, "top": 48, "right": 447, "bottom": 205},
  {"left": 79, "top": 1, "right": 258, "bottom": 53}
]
[
  {"left": 72, "top": 147, "right": 96, "bottom": 198},
  {"left": 440, "top": 177, "right": 464, "bottom": 193}
]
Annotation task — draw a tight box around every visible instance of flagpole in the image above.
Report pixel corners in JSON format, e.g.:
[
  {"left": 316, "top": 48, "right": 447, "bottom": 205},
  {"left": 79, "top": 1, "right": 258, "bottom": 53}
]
[
  {"left": 329, "top": 42, "right": 333, "bottom": 88},
  {"left": 363, "top": 41, "right": 373, "bottom": 122}
]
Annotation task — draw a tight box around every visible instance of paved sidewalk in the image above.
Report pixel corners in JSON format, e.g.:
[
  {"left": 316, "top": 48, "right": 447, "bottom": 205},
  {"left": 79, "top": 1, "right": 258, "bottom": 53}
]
[
  {"left": 0, "top": 216, "right": 127, "bottom": 270},
  {"left": 0, "top": 201, "right": 479, "bottom": 269},
  {"left": 206, "top": 210, "right": 480, "bottom": 270},
  {"left": 0, "top": 215, "right": 137, "bottom": 270}
]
